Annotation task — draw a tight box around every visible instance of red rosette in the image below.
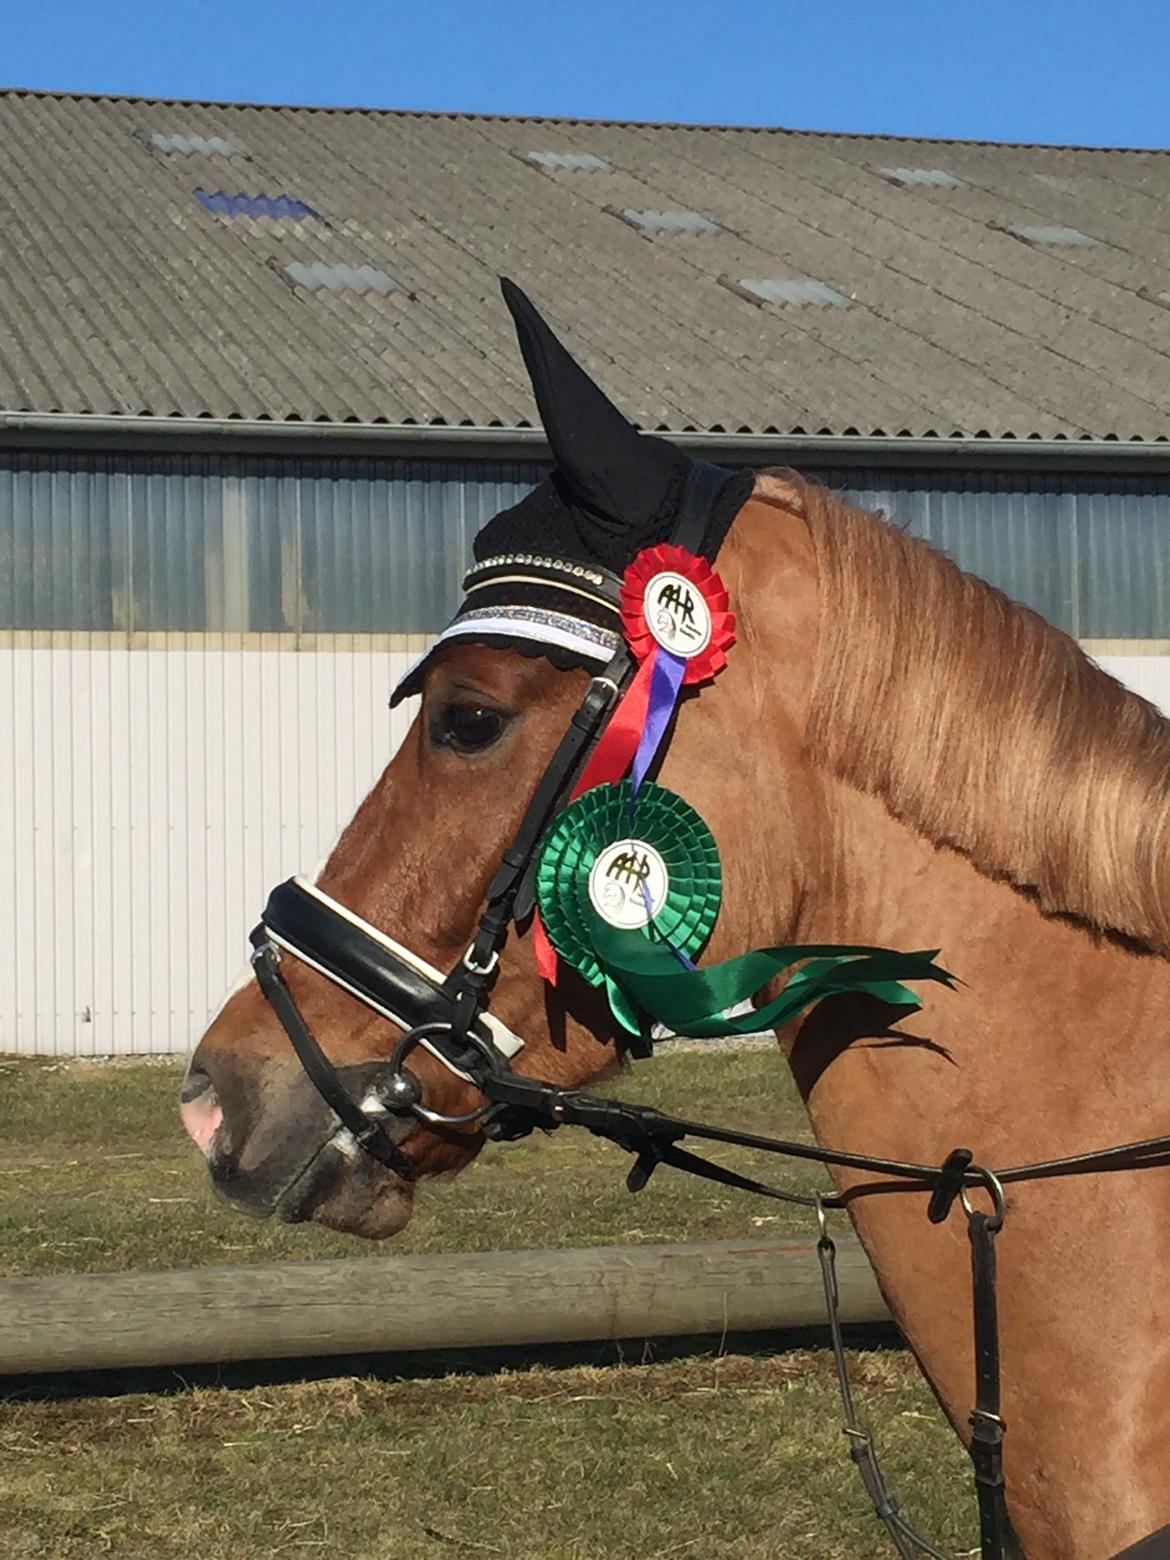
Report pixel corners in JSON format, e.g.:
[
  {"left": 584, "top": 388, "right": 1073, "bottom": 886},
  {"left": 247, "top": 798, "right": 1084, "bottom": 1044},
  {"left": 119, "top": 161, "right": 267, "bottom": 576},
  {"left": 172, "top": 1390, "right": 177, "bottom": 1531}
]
[{"left": 619, "top": 544, "right": 735, "bottom": 684}]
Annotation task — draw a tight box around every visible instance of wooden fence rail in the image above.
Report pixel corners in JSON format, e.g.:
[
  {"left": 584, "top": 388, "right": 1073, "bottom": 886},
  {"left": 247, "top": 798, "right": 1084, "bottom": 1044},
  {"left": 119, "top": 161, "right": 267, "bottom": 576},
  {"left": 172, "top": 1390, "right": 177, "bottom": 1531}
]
[{"left": 0, "top": 1234, "right": 890, "bottom": 1375}]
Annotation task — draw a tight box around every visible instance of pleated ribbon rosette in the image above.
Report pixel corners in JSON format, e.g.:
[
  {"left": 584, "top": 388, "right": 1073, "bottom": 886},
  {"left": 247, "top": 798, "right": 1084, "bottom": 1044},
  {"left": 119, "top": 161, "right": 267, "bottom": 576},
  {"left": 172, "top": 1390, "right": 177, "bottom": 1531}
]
[
  {"left": 535, "top": 780, "right": 722, "bottom": 1035},
  {"left": 571, "top": 543, "right": 736, "bottom": 803},
  {"left": 532, "top": 544, "right": 734, "bottom": 984}
]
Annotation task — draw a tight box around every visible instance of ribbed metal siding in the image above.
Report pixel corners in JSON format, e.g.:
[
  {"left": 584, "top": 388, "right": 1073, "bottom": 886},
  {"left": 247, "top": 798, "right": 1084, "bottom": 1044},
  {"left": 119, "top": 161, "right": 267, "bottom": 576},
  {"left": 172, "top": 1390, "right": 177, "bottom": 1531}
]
[
  {"left": 2, "top": 451, "right": 1168, "bottom": 1057},
  {"left": 0, "top": 453, "right": 546, "bottom": 635},
  {"left": 3, "top": 455, "right": 1167, "bottom": 638},
  {"left": 834, "top": 468, "right": 1170, "bottom": 639},
  {"left": 0, "top": 452, "right": 550, "bottom": 1055}
]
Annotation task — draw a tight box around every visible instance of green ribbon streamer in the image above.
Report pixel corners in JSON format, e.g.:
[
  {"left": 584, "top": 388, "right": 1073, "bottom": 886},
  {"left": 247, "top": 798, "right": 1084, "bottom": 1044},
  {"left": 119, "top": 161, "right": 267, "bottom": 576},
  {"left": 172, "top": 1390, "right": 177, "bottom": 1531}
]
[{"left": 591, "top": 917, "right": 955, "bottom": 1038}]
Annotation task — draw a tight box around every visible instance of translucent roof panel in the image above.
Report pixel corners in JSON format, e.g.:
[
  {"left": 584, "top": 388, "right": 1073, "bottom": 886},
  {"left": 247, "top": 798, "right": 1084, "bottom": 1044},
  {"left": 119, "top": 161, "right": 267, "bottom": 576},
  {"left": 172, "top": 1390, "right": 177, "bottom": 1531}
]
[
  {"left": 196, "top": 189, "right": 324, "bottom": 221},
  {"left": 618, "top": 208, "right": 721, "bottom": 234},
  {"left": 730, "top": 276, "right": 852, "bottom": 308},
  {"left": 284, "top": 262, "right": 398, "bottom": 295},
  {"left": 878, "top": 166, "right": 961, "bottom": 188},
  {"left": 148, "top": 132, "right": 239, "bottom": 156},
  {"left": 524, "top": 151, "right": 610, "bottom": 170}
]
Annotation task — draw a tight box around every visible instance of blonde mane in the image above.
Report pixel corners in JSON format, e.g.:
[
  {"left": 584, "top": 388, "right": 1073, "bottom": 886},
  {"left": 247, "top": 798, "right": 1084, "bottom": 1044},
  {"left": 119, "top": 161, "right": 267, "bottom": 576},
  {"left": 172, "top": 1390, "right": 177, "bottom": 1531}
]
[{"left": 777, "top": 472, "right": 1170, "bottom": 955}]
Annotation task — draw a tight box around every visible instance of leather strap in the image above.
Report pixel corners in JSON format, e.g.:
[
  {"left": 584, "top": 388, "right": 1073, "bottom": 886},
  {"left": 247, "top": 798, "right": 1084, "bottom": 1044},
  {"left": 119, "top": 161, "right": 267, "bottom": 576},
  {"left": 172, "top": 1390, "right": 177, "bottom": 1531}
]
[
  {"left": 968, "top": 1210, "right": 1008, "bottom": 1560},
  {"left": 672, "top": 461, "right": 736, "bottom": 555},
  {"left": 249, "top": 932, "right": 417, "bottom": 1177},
  {"left": 262, "top": 879, "right": 466, "bottom": 1037},
  {"left": 472, "top": 650, "right": 632, "bottom": 951}
]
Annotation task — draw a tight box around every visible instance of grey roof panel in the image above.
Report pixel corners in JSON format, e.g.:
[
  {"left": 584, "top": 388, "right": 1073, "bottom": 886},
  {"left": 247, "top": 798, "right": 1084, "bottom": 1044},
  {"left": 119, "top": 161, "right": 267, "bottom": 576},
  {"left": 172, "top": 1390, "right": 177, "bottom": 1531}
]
[{"left": 2, "top": 90, "right": 1170, "bottom": 437}]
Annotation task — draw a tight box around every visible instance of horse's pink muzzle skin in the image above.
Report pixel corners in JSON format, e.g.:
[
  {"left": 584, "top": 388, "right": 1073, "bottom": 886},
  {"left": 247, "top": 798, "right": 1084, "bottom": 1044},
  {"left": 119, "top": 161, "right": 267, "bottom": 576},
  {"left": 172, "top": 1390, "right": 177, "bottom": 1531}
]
[{"left": 180, "top": 1087, "right": 223, "bottom": 1156}]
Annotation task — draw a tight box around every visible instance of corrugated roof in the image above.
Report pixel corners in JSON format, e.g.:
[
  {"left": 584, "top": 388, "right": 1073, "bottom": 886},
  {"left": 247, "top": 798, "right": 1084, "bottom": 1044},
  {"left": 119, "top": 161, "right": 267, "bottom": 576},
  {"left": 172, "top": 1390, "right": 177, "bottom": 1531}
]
[{"left": 4, "top": 88, "right": 1170, "bottom": 439}]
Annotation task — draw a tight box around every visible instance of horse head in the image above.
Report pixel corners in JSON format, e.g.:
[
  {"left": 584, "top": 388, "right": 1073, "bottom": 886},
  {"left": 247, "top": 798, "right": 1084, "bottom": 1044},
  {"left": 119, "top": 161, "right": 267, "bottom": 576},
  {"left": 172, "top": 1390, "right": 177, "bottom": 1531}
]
[{"left": 182, "top": 281, "right": 825, "bottom": 1238}]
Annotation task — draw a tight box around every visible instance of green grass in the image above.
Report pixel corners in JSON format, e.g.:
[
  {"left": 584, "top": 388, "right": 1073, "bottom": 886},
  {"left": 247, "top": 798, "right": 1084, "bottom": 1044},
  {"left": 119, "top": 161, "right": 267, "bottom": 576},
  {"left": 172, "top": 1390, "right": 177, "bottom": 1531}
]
[
  {"left": 0, "top": 1050, "right": 978, "bottom": 1558},
  {"left": 0, "top": 1049, "right": 839, "bottom": 1277}
]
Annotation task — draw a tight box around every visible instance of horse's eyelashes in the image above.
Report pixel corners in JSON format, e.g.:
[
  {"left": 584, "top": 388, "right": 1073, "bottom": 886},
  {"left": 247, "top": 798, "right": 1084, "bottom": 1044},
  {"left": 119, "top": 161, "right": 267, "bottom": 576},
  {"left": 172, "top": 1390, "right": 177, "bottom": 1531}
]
[{"left": 431, "top": 701, "right": 509, "bottom": 755}]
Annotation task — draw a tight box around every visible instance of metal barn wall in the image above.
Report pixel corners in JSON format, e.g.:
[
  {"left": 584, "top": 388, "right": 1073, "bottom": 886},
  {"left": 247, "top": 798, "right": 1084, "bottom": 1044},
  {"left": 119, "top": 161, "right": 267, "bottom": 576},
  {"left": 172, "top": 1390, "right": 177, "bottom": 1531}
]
[
  {"left": 831, "top": 466, "right": 1170, "bottom": 714},
  {"left": 1, "top": 451, "right": 1167, "bottom": 1056},
  {"left": 0, "top": 453, "right": 544, "bottom": 1057}
]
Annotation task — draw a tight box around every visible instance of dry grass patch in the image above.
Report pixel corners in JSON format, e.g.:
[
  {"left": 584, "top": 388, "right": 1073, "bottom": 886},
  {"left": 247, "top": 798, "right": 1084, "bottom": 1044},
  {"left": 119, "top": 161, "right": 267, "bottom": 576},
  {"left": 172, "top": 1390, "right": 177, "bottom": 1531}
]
[{"left": 2, "top": 1351, "right": 976, "bottom": 1559}]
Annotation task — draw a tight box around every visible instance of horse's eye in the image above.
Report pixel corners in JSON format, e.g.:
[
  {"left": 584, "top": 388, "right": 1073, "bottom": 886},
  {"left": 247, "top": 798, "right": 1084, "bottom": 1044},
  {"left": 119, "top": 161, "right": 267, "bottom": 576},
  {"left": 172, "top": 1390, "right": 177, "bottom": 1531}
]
[{"left": 431, "top": 701, "right": 507, "bottom": 754}]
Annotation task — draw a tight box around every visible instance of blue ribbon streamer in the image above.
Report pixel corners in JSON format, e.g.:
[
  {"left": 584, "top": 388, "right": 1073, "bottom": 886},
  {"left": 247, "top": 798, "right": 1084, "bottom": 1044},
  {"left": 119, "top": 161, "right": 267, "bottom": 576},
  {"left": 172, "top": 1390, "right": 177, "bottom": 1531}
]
[
  {"left": 629, "top": 646, "right": 696, "bottom": 974},
  {"left": 630, "top": 648, "right": 687, "bottom": 803}
]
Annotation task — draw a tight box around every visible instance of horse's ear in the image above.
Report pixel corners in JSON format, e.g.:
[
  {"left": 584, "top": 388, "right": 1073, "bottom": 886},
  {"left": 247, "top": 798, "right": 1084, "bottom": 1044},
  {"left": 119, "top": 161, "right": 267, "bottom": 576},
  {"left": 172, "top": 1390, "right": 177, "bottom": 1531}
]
[{"left": 501, "top": 277, "right": 688, "bottom": 529}]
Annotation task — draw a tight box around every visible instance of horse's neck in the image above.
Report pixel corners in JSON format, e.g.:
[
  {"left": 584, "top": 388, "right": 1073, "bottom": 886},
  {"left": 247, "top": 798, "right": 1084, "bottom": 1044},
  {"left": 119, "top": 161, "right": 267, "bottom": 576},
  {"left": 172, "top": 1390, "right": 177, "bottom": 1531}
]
[
  {"left": 735, "top": 487, "right": 1170, "bottom": 1552},
  {"left": 792, "top": 776, "right": 1170, "bottom": 1558},
  {"left": 796, "top": 777, "right": 1170, "bottom": 1166}
]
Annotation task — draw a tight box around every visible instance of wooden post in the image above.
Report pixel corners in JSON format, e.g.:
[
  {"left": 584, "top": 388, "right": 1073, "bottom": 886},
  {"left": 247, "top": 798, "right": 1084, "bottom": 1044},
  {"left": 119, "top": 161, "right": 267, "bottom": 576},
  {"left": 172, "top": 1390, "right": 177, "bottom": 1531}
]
[{"left": 0, "top": 1235, "right": 889, "bottom": 1375}]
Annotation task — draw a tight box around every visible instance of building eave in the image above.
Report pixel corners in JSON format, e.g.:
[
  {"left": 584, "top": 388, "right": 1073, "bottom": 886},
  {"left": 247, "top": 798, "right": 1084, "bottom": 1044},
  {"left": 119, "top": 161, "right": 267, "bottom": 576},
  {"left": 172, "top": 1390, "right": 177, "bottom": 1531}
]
[{"left": 2, "top": 411, "right": 1170, "bottom": 474}]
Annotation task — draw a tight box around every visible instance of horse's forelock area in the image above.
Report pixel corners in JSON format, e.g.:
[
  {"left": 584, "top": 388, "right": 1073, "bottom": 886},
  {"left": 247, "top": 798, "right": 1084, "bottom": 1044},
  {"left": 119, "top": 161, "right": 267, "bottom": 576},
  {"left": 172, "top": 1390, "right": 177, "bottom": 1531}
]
[{"left": 798, "top": 478, "right": 1170, "bottom": 958}]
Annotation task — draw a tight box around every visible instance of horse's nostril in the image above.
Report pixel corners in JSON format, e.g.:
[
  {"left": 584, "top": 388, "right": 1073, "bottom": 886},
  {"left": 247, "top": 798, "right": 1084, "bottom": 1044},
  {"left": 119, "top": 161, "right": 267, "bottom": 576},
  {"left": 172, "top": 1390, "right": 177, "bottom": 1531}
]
[
  {"left": 180, "top": 1066, "right": 214, "bottom": 1106},
  {"left": 180, "top": 1069, "right": 223, "bottom": 1156}
]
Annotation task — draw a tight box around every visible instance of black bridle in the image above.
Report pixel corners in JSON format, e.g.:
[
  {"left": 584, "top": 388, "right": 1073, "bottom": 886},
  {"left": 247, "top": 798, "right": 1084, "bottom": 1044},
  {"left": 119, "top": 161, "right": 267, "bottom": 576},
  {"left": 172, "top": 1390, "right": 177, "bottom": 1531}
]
[{"left": 245, "top": 463, "right": 1170, "bottom": 1560}]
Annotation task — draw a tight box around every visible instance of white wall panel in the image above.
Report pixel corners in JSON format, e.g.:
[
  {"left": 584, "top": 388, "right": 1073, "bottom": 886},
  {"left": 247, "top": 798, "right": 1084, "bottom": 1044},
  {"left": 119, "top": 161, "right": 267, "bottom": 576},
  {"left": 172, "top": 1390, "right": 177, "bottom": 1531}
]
[
  {"left": 1092, "top": 653, "right": 1170, "bottom": 716},
  {"left": 4, "top": 640, "right": 1167, "bottom": 1058},
  {"left": 1, "top": 642, "right": 421, "bottom": 1056}
]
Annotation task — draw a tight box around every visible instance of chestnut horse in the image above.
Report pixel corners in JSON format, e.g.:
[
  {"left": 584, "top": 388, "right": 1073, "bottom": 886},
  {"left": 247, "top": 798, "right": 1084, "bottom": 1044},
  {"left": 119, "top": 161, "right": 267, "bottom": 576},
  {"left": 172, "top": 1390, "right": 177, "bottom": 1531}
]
[{"left": 184, "top": 371, "right": 1170, "bottom": 1557}]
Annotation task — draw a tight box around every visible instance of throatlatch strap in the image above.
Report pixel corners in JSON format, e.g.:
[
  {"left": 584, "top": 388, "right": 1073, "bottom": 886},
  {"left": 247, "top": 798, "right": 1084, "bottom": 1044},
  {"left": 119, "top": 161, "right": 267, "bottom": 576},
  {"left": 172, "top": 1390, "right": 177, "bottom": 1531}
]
[{"left": 671, "top": 461, "right": 736, "bottom": 556}]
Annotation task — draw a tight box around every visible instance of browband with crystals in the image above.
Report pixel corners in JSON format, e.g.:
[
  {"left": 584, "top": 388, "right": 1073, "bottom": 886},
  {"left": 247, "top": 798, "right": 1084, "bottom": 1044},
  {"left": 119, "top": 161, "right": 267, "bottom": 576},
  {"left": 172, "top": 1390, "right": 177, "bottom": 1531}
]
[
  {"left": 391, "top": 552, "right": 625, "bottom": 704},
  {"left": 468, "top": 553, "right": 621, "bottom": 596}
]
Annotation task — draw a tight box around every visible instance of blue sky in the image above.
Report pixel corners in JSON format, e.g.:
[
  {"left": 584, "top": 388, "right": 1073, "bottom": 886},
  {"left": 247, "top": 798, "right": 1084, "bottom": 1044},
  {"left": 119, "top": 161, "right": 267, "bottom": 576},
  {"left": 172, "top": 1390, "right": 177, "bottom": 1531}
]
[{"left": 7, "top": 0, "right": 1170, "bottom": 147}]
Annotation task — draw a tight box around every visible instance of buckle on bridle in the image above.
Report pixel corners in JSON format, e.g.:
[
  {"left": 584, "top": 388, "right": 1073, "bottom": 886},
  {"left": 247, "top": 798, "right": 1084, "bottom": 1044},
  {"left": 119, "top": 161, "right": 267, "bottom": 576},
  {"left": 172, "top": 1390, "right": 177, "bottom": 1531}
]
[
  {"left": 463, "top": 943, "right": 500, "bottom": 977},
  {"left": 589, "top": 673, "right": 621, "bottom": 702}
]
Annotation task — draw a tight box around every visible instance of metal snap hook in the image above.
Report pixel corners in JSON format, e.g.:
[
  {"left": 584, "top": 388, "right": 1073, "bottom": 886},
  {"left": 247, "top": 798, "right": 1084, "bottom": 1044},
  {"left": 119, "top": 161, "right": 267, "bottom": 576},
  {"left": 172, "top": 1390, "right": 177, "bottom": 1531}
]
[{"left": 814, "top": 1190, "right": 831, "bottom": 1245}]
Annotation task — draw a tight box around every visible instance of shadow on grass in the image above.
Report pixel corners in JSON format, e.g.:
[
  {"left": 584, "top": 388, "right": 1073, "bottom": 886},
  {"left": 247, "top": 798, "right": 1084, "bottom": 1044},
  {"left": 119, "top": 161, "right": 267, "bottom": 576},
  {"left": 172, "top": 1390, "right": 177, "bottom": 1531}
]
[{"left": 2, "top": 1322, "right": 902, "bottom": 1402}]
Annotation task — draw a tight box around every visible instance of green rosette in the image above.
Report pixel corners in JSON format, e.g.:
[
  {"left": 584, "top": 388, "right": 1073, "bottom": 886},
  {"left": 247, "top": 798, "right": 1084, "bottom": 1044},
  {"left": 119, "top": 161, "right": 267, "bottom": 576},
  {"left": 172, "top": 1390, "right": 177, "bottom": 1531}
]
[
  {"left": 536, "top": 781, "right": 722, "bottom": 1031},
  {"left": 536, "top": 781, "right": 954, "bottom": 1040}
]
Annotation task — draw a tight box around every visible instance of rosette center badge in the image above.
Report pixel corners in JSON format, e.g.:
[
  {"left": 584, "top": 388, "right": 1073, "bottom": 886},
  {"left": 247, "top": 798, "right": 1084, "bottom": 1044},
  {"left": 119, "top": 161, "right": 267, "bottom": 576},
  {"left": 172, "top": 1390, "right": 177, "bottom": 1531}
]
[
  {"left": 588, "top": 839, "right": 670, "bottom": 929},
  {"left": 644, "top": 571, "right": 714, "bottom": 658}
]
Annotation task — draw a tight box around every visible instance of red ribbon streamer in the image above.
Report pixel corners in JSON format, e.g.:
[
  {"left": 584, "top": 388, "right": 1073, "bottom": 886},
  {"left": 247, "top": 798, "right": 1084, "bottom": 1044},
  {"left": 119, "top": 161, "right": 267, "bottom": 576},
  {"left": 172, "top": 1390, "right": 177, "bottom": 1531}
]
[
  {"left": 569, "top": 651, "right": 657, "bottom": 799},
  {"left": 533, "top": 908, "right": 559, "bottom": 985}
]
